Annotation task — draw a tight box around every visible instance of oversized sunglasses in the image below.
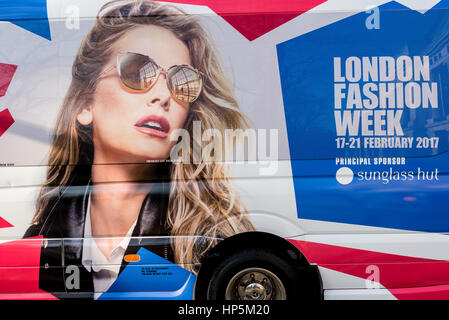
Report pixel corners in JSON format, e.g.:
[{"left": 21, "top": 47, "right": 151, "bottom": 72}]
[{"left": 99, "top": 51, "right": 203, "bottom": 103}]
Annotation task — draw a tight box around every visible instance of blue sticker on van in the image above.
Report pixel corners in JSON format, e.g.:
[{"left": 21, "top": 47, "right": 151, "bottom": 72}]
[{"left": 98, "top": 248, "right": 195, "bottom": 300}]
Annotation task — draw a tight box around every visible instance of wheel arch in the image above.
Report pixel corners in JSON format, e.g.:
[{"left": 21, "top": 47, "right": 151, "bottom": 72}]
[{"left": 194, "top": 231, "right": 323, "bottom": 300}]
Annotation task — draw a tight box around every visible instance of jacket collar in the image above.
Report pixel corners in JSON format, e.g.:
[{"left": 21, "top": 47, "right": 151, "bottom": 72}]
[{"left": 39, "top": 163, "right": 171, "bottom": 264}]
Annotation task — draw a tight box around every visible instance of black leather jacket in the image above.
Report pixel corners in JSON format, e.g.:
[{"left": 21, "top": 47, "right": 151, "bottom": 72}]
[{"left": 23, "top": 164, "right": 174, "bottom": 299}]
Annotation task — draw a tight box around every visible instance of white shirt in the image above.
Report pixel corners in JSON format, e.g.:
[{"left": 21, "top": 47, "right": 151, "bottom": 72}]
[{"left": 82, "top": 193, "right": 137, "bottom": 300}]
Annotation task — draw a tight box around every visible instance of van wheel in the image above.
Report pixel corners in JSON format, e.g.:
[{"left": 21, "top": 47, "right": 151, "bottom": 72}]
[{"left": 205, "top": 248, "right": 304, "bottom": 300}]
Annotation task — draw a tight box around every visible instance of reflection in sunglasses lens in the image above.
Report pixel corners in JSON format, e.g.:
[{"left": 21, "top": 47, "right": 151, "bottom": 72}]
[
  {"left": 167, "top": 66, "right": 201, "bottom": 103},
  {"left": 119, "top": 54, "right": 158, "bottom": 90}
]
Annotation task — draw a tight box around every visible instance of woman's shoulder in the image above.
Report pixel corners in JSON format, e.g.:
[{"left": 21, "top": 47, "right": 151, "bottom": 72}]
[{"left": 23, "top": 223, "right": 43, "bottom": 238}]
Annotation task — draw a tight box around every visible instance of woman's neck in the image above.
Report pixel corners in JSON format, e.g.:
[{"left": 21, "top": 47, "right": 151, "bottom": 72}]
[{"left": 89, "top": 162, "right": 156, "bottom": 238}]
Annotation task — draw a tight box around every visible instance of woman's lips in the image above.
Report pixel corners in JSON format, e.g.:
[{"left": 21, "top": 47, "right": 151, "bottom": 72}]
[{"left": 134, "top": 114, "right": 170, "bottom": 139}]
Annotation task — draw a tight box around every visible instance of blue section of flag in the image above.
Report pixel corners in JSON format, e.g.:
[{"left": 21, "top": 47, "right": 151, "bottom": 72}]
[
  {"left": 0, "top": 0, "right": 51, "bottom": 40},
  {"left": 277, "top": 1, "right": 449, "bottom": 232},
  {"left": 98, "top": 248, "right": 195, "bottom": 300}
]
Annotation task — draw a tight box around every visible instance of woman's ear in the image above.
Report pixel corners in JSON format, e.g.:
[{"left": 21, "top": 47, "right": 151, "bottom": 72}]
[{"left": 76, "top": 106, "right": 93, "bottom": 126}]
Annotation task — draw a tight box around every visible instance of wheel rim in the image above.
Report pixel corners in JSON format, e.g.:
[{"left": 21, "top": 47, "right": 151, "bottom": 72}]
[{"left": 224, "top": 267, "right": 287, "bottom": 300}]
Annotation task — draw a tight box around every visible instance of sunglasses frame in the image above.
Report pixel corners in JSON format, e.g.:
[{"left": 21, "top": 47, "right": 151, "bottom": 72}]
[{"left": 97, "top": 51, "right": 204, "bottom": 103}]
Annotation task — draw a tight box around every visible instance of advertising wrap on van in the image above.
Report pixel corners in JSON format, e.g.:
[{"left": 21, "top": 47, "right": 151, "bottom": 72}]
[{"left": 0, "top": 0, "right": 448, "bottom": 300}]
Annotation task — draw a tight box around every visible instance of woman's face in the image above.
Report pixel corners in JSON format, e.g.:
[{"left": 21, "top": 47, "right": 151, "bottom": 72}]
[{"left": 78, "top": 25, "right": 191, "bottom": 164}]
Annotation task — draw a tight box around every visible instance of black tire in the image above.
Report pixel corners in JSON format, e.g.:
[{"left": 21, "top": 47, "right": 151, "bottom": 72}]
[{"left": 204, "top": 248, "right": 310, "bottom": 300}]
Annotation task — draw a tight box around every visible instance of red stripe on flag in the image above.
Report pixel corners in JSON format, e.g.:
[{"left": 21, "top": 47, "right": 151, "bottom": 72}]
[
  {"left": 0, "top": 216, "right": 13, "bottom": 228},
  {"left": 161, "top": 0, "right": 328, "bottom": 41},
  {"left": 0, "top": 108, "right": 14, "bottom": 137},
  {"left": 288, "top": 239, "right": 449, "bottom": 299},
  {"left": 390, "top": 285, "right": 449, "bottom": 300},
  {"left": 0, "top": 63, "right": 17, "bottom": 97},
  {"left": 0, "top": 236, "right": 58, "bottom": 299}
]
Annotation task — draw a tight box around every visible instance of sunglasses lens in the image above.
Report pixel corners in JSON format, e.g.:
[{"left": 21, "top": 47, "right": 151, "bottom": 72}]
[
  {"left": 167, "top": 66, "right": 202, "bottom": 103},
  {"left": 118, "top": 53, "right": 158, "bottom": 91}
]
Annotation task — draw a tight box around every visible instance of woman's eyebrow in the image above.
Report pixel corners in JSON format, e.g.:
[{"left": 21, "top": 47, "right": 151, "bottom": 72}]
[{"left": 114, "top": 51, "right": 195, "bottom": 72}]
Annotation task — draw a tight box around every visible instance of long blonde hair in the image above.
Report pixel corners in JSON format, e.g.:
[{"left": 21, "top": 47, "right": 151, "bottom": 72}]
[{"left": 32, "top": 0, "right": 255, "bottom": 270}]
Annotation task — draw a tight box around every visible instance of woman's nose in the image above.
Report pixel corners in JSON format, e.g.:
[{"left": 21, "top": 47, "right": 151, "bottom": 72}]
[{"left": 146, "top": 72, "right": 171, "bottom": 110}]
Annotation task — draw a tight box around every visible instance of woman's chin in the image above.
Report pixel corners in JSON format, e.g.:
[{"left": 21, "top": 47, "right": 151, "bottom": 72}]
[
  {"left": 127, "top": 151, "right": 170, "bottom": 164},
  {"left": 93, "top": 141, "right": 172, "bottom": 164}
]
